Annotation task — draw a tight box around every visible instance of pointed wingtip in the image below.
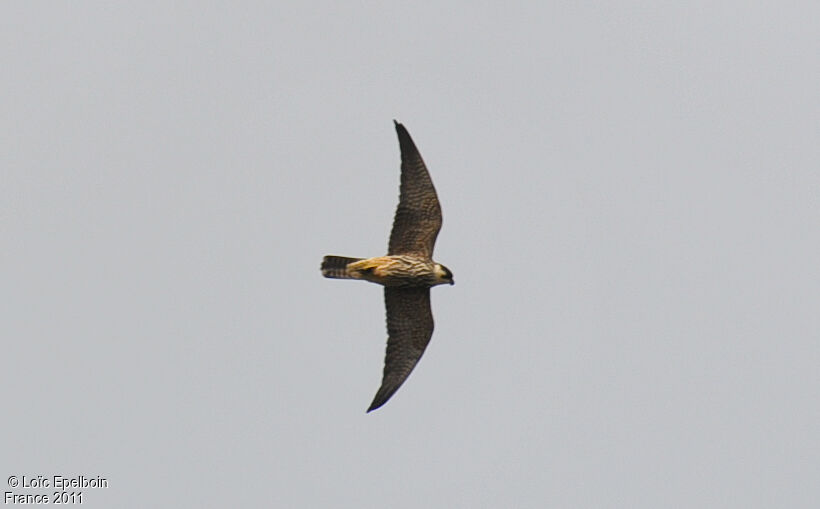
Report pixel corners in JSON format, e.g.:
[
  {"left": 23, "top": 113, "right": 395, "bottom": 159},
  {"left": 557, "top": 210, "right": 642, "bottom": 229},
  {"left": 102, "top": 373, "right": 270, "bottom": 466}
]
[
  {"left": 366, "top": 385, "right": 396, "bottom": 413},
  {"left": 366, "top": 398, "right": 385, "bottom": 413},
  {"left": 393, "top": 121, "right": 413, "bottom": 146}
]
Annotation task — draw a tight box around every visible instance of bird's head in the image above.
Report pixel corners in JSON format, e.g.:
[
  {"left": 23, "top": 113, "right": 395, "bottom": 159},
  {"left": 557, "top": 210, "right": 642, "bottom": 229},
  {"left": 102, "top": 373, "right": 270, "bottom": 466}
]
[{"left": 434, "top": 263, "right": 455, "bottom": 286}]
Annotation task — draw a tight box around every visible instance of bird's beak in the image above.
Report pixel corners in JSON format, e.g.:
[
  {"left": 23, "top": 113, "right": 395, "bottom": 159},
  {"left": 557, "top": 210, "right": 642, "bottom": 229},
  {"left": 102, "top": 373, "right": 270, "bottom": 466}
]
[{"left": 449, "top": 280, "right": 455, "bottom": 286}]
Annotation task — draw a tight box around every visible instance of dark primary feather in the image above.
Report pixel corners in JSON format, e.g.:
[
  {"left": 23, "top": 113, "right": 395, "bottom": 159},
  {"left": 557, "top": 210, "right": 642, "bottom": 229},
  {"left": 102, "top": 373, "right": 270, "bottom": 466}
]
[
  {"left": 367, "top": 286, "right": 435, "bottom": 412},
  {"left": 387, "top": 121, "right": 443, "bottom": 258}
]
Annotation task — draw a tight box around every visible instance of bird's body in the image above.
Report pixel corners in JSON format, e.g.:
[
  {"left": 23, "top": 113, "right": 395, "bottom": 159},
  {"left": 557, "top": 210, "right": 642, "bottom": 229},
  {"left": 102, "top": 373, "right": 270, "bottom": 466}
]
[
  {"left": 320, "top": 121, "right": 453, "bottom": 412},
  {"left": 322, "top": 255, "right": 451, "bottom": 287}
]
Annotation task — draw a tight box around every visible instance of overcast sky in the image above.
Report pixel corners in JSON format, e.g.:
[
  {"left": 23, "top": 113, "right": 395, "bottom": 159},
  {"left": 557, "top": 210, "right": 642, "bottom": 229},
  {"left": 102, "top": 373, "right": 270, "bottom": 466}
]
[{"left": 2, "top": 2, "right": 818, "bottom": 508}]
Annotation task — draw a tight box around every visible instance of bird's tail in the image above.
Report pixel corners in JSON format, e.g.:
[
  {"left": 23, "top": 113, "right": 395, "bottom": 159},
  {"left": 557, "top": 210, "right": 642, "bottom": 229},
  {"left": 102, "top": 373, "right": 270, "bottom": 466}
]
[{"left": 321, "top": 256, "right": 363, "bottom": 279}]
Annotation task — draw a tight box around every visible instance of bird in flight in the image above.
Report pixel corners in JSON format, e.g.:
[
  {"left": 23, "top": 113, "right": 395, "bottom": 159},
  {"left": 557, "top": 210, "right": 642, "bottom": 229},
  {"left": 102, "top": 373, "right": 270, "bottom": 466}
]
[{"left": 321, "top": 121, "right": 454, "bottom": 412}]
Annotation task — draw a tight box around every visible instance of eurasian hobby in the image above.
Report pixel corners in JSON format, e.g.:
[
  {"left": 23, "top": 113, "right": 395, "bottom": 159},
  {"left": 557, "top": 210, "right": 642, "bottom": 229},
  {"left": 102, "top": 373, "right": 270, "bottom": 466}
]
[{"left": 321, "top": 121, "right": 453, "bottom": 412}]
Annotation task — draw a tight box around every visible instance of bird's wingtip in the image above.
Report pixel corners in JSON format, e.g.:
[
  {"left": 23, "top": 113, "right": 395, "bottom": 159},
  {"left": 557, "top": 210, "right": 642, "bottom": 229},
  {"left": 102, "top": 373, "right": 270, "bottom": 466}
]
[
  {"left": 393, "top": 120, "right": 410, "bottom": 138},
  {"left": 366, "top": 399, "right": 383, "bottom": 413},
  {"left": 366, "top": 389, "right": 392, "bottom": 413}
]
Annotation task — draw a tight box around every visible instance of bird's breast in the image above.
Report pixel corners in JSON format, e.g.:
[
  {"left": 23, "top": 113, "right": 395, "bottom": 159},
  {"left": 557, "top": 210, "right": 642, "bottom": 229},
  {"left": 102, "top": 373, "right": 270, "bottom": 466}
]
[{"left": 347, "top": 256, "right": 435, "bottom": 286}]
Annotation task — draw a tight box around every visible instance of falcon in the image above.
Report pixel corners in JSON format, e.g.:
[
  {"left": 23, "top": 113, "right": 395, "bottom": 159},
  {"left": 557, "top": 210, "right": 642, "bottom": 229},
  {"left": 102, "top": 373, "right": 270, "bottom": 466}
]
[{"left": 321, "top": 121, "right": 454, "bottom": 412}]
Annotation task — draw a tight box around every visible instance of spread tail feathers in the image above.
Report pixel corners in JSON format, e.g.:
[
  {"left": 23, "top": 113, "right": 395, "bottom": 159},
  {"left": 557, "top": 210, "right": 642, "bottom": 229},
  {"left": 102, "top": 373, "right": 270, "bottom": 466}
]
[{"left": 321, "top": 256, "right": 363, "bottom": 279}]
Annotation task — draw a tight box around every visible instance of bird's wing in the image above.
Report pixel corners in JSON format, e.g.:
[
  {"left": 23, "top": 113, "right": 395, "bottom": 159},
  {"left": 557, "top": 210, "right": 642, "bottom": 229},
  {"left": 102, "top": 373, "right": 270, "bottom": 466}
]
[
  {"left": 367, "top": 286, "right": 434, "bottom": 412},
  {"left": 387, "top": 121, "right": 443, "bottom": 257}
]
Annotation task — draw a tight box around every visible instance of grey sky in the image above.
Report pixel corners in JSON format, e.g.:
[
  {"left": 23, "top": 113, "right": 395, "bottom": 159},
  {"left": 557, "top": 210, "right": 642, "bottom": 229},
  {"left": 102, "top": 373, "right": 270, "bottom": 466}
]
[{"left": 2, "top": 2, "right": 818, "bottom": 508}]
